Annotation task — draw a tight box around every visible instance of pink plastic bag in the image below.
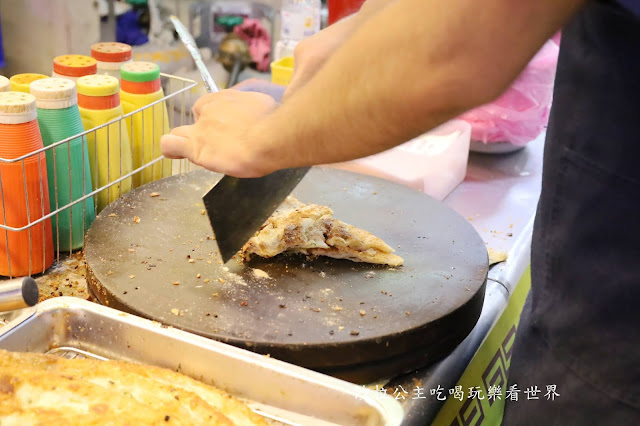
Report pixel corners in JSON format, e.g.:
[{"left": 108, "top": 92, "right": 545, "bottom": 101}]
[
  {"left": 234, "top": 19, "right": 272, "bottom": 72},
  {"left": 459, "top": 36, "right": 560, "bottom": 146}
]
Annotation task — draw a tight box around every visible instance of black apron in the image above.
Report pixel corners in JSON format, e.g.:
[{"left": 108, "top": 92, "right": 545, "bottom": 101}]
[{"left": 503, "top": 1, "right": 640, "bottom": 424}]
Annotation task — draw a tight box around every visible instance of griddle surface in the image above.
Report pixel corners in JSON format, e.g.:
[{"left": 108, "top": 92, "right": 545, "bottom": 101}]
[{"left": 85, "top": 168, "right": 488, "bottom": 380}]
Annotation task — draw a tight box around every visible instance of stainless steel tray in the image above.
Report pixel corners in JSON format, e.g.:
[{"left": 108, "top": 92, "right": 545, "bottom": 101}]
[{"left": 0, "top": 297, "right": 403, "bottom": 425}]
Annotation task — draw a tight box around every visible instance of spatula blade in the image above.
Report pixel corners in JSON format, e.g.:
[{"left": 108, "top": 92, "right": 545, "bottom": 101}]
[{"left": 203, "top": 167, "right": 310, "bottom": 263}]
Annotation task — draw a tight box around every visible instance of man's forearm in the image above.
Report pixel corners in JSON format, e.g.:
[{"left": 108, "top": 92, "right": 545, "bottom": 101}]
[{"left": 253, "top": 0, "right": 584, "bottom": 169}]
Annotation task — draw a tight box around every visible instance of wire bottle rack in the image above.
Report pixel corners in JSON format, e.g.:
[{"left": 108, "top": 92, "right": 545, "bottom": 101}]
[{"left": 0, "top": 74, "right": 198, "bottom": 278}]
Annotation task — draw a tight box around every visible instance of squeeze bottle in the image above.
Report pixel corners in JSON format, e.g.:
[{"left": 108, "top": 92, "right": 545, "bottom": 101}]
[
  {"left": 0, "top": 92, "right": 54, "bottom": 276},
  {"left": 76, "top": 75, "right": 132, "bottom": 213},
  {"left": 9, "top": 73, "right": 48, "bottom": 93},
  {"left": 91, "top": 42, "right": 133, "bottom": 80},
  {"left": 120, "top": 61, "right": 170, "bottom": 187},
  {"left": 31, "top": 78, "right": 96, "bottom": 251},
  {"left": 53, "top": 55, "right": 97, "bottom": 82}
]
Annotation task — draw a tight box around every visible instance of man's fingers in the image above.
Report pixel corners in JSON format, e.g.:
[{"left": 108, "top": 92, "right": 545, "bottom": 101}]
[
  {"left": 193, "top": 92, "right": 221, "bottom": 121},
  {"left": 160, "top": 125, "right": 195, "bottom": 160}
]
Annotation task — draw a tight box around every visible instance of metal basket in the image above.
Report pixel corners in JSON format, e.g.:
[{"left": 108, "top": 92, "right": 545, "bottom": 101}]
[{"left": 0, "top": 74, "right": 198, "bottom": 278}]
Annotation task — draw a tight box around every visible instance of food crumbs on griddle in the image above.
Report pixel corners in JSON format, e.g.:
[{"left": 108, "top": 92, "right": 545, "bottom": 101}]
[
  {"left": 123, "top": 291, "right": 127, "bottom": 295},
  {"left": 170, "top": 308, "right": 180, "bottom": 316},
  {"left": 350, "top": 330, "right": 360, "bottom": 336},
  {"left": 218, "top": 278, "right": 225, "bottom": 284},
  {"left": 204, "top": 278, "right": 210, "bottom": 283},
  {"left": 150, "top": 192, "right": 160, "bottom": 197},
  {"left": 207, "top": 260, "right": 212, "bottom": 264},
  {"left": 107, "top": 270, "right": 113, "bottom": 276},
  {"left": 373, "top": 315, "right": 378, "bottom": 319},
  {"left": 212, "top": 293, "right": 219, "bottom": 297},
  {"left": 507, "top": 233, "right": 513, "bottom": 237},
  {"left": 310, "top": 307, "right": 321, "bottom": 312},
  {"left": 287, "top": 332, "right": 293, "bottom": 336},
  {"left": 206, "top": 313, "right": 211, "bottom": 316},
  {"left": 108, "top": 213, "right": 117, "bottom": 217},
  {"left": 360, "top": 302, "right": 365, "bottom": 305},
  {"left": 240, "top": 301, "right": 248, "bottom": 306},
  {"left": 279, "top": 304, "right": 286, "bottom": 308},
  {"left": 329, "top": 330, "right": 335, "bottom": 335},
  {"left": 406, "top": 311, "right": 410, "bottom": 316},
  {"left": 135, "top": 287, "right": 140, "bottom": 290},
  {"left": 172, "top": 281, "right": 180, "bottom": 286},
  {"left": 200, "top": 210, "right": 206, "bottom": 215},
  {"left": 133, "top": 216, "right": 140, "bottom": 223},
  {"left": 128, "top": 248, "right": 135, "bottom": 253},
  {"left": 196, "top": 274, "right": 201, "bottom": 279},
  {"left": 165, "top": 415, "right": 170, "bottom": 421},
  {"left": 332, "top": 306, "right": 343, "bottom": 311},
  {"left": 188, "top": 259, "right": 195, "bottom": 263},
  {"left": 360, "top": 310, "right": 366, "bottom": 316},
  {"left": 129, "top": 275, "right": 135, "bottom": 279},
  {"left": 338, "top": 326, "right": 345, "bottom": 331}
]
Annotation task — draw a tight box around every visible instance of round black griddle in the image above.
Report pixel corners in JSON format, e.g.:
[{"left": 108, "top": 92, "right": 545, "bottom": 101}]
[{"left": 85, "top": 168, "right": 488, "bottom": 382}]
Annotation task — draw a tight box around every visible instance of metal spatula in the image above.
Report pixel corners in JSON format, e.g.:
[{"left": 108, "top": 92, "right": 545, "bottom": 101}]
[{"left": 170, "top": 16, "right": 309, "bottom": 262}]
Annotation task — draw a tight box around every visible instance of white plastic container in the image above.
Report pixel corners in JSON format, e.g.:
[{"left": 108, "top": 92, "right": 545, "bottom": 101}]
[
  {"left": 275, "top": 0, "right": 322, "bottom": 60},
  {"left": 327, "top": 120, "right": 471, "bottom": 200}
]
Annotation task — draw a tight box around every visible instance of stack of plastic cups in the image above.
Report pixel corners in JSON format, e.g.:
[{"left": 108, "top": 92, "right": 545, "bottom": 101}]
[
  {"left": 120, "top": 61, "right": 171, "bottom": 188},
  {"left": 9, "top": 73, "right": 49, "bottom": 93},
  {"left": 0, "top": 92, "right": 54, "bottom": 277},
  {"left": 76, "top": 75, "right": 133, "bottom": 213},
  {"left": 52, "top": 55, "right": 97, "bottom": 82},
  {"left": 31, "top": 78, "right": 96, "bottom": 252},
  {"left": 91, "top": 42, "right": 132, "bottom": 80},
  {"left": 0, "top": 76, "right": 9, "bottom": 92}
]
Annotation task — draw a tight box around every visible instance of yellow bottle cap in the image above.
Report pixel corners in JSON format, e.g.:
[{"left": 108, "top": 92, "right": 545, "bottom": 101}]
[
  {"left": 9, "top": 73, "right": 49, "bottom": 93},
  {"left": 0, "top": 91, "right": 37, "bottom": 124},
  {"left": 76, "top": 74, "right": 120, "bottom": 97}
]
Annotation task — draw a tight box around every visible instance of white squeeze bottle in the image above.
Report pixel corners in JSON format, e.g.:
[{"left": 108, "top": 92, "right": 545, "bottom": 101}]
[{"left": 275, "top": 0, "right": 321, "bottom": 60}]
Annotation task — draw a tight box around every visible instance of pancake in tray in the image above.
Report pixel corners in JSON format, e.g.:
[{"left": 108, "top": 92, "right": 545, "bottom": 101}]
[{"left": 0, "top": 349, "right": 266, "bottom": 425}]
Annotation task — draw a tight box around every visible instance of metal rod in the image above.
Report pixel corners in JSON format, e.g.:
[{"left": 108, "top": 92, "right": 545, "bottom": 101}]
[
  {"left": 0, "top": 277, "right": 39, "bottom": 312},
  {"left": 67, "top": 139, "right": 73, "bottom": 255},
  {"left": 0, "top": 166, "right": 12, "bottom": 278},
  {"left": 37, "top": 153, "right": 46, "bottom": 271},
  {"left": 21, "top": 159, "right": 32, "bottom": 276},
  {"left": 53, "top": 142, "right": 59, "bottom": 261}
]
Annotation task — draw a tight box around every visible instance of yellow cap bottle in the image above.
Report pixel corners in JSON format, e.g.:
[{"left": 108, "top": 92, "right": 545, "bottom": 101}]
[
  {"left": 120, "top": 61, "right": 171, "bottom": 187},
  {"left": 76, "top": 75, "right": 133, "bottom": 212},
  {"left": 9, "top": 73, "right": 49, "bottom": 93}
]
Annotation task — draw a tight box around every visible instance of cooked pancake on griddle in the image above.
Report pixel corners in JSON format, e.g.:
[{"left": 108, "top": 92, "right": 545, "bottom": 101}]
[
  {"left": 0, "top": 349, "right": 266, "bottom": 425},
  {"left": 242, "top": 196, "right": 404, "bottom": 266}
]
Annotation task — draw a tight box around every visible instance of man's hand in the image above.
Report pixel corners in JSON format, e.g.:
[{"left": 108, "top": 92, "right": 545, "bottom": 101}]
[{"left": 160, "top": 90, "right": 279, "bottom": 177}]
